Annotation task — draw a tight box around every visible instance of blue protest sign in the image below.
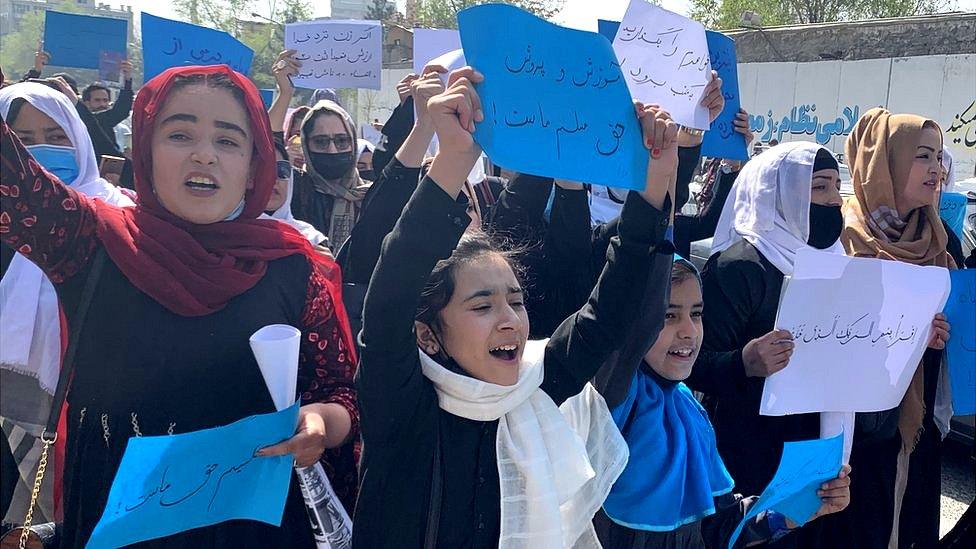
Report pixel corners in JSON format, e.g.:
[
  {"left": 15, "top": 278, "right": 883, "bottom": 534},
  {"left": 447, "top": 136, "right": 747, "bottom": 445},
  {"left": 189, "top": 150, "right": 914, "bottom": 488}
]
[
  {"left": 940, "top": 192, "right": 967, "bottom": 239},
  {"left": 944, "top": 269, "right": 975, "bottom": 415},
  {"left": 598, "top": 19, "right": 620, "bottom": 43},
  {"left": 43, "top": 11, "right": 127, "bottom": 71},
  {"left": 701, "top": 31, "right": 748, "bottom": 161},
  {"left": 87, "top": 404, "right": 299, "bottom": 548},
  {"left": 458, "top": 4, "right": 647, "bottom": 190},
  {"left": 141, "top": 13, "right": 254, "bottom": 82},
  {"left": 728, "top": 434, "right": 843, "bottom": 548},
  {"left": 259, "top": 89, "right": 275, "bottom": 110}
]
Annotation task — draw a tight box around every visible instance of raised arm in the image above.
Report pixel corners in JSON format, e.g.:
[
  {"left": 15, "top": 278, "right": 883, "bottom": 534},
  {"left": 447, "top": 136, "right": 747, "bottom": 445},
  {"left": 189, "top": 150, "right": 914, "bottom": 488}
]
[
  {"left": 542, "top": 104, "right": 678, "bottom": 405},
  {"left": 94, "top": 61, "right": 134, "bottom": 128},
  {"left": 267, "top": 51, "right": 300, "bottom": 133},
  {"left": 358, "top": 68, "right": 484, "bottom": 438},
  {"left": 0, "top": 116, "right": 98, "bottom": 282}
]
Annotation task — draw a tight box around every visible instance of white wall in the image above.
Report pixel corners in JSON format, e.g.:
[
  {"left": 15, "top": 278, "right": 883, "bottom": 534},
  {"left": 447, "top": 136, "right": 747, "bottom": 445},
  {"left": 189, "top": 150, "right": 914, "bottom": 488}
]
[{"left": 738, "top": 54, "right": 976, "bottom": 178}]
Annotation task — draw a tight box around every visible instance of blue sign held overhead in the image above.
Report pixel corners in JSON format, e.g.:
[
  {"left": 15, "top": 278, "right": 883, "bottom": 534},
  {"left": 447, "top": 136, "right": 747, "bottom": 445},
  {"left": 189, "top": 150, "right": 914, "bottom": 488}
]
[
  {"left": 944, "top": 269, "right": 975, "bottom": 415},
  {"left": 43, "top": 11, "right": 128, "bottom": 71},
  {"left": 87, "top": 404, "right": 299, "bottom": 548},
  {"left": 728, "top": 434, "right": 844, "bottom": 548},
  {"left": 597, "top": 19, "right": 621, "bottom": 43},
  {"left": 141, "top": 13, "right": 254, "bottom": 82},
  {"left": 702, "top": 31, "right": 748, "bottom": 161},
  {"left": 458, "top": 4, "right": 648, "bottom": 190}
]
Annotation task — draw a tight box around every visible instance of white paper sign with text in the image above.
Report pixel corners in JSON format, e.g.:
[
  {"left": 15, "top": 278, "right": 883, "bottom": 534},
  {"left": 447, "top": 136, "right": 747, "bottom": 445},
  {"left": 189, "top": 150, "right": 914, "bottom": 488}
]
[
  {"left": 286, "top": 20, "right": 381, "bottom": 90},
  {"left": 612, "top": 1, "right": 711, "bottom": 129},
  {"left": 761, "top": 249, "right": 950, "bottom": 415}
]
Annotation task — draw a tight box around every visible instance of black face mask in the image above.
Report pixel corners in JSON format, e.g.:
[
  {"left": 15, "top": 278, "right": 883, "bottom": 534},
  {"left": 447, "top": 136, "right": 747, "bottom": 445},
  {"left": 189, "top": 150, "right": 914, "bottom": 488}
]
[
  {"left": 309, "top": 151, "right": 355, "bottom": 180},
  {"left": 807, "top": 203, "right": 844, "bottom": 249},
  {"left": 359, "top": 169, "right": 376, "bottom": 181}
]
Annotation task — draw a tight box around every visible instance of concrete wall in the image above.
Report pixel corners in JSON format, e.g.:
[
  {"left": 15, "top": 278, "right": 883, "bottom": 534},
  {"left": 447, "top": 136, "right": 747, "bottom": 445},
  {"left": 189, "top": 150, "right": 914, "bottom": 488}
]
[
  {"left": 738, "top": 54, "right": 976, "bottom": 178},
  {"left": 727, "top": 13, "right": 976, "bottom": 63}
]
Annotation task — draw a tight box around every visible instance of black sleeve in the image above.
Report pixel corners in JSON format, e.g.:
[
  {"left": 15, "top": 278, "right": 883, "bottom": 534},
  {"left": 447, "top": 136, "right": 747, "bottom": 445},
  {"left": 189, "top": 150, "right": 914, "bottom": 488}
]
[
  {"left": 592, "top": 241, "right": 675, "bottom": 409},
  {"left": 485, "top": 172, "right": 553, "bottom": 240},
  {"left": 371, "top": 97, "right": 415, "bottom": 175},
  {"left": 74, "top": 102, "right": 123, "bottom": 159},
  {"left": 942, "top": 219, "right": 965, "bottom": 268},
  {"left": 341, "top": 158, "right": 421, "bottom": 284},
  {"left": 701, "top": 493, "right": 774, "bottom": 548},
  {"left": 536, "top": 185, "right": 596, "bottom": 336},
  {"left": 674, "top": 144, "right": 702, "bottom": 211},
  {"left": 674, "top": 167, "right": 738, "bottom": 258},
  {"left": 358, "top": 177, "right": 469, "bottom": 438},
  {"left": 93, "top": 82, "right": 133, "bottom": 129},
  {"left": 21, "top": 69, "right": 41, "bottom": 82},
  {"left": 683, "top": 255, "right": 760, "bottom": 397},
  {"left": 542, "top": 192, "right": 672, "bottom": 405}
]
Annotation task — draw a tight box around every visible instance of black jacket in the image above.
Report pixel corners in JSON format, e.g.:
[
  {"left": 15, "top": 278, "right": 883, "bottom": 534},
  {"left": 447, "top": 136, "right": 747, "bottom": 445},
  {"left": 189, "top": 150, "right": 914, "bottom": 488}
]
[{"left": 354, "top": 177, "right": 671, "bottom": 548}]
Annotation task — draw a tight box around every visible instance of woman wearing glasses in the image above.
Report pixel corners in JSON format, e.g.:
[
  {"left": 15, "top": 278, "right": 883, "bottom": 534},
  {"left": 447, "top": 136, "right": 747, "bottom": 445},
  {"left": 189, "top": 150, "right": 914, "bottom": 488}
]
[{"left": 291, "top": 100, "right": 372, "bottom": 251}]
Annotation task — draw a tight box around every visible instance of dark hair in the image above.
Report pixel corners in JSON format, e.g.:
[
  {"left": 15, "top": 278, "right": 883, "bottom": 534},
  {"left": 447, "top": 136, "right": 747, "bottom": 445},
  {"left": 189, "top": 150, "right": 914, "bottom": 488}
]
[
  {"left": 671, "top": 260, "right": 701, "bottom": 287},
  {"left": 169, "top": 72, "right": 247, "bottom": 110},
  {"left": 82, "top": 83, "right": 111, "bottom": 102},
  {"left": 50, "top": 73, "right": 78, "bottom": 93},
  {"left": 415, "top": 232, "right": 524, "bottom": 330},
  {"left": 6, "top": 97, "right": 27, "bottom": 126},
  {"left": 273, "top": 135, "right": 289, "bottom": 161}
]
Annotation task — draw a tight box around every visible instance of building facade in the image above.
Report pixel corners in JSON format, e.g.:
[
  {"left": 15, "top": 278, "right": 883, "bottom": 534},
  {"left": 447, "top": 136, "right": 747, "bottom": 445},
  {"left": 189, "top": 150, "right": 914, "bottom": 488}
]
[{"left": 330, "top": 0, "right": 369, "bottom": 20}]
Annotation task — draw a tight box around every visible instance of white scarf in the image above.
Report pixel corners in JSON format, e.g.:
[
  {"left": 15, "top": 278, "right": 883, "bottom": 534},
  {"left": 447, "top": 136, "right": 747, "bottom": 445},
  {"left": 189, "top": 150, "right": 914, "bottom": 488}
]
[
  {"left": 418, "top": 339, "right": 628, "bottom": 548},
  {"left": 711, "top": 141, "right": 845, "bottom": 275},
  {"left": 268, "top": 169, "right": 327, "bottom": 246},
  {"left": 0, "top": 83, "right": 135, "bottom": 396}
]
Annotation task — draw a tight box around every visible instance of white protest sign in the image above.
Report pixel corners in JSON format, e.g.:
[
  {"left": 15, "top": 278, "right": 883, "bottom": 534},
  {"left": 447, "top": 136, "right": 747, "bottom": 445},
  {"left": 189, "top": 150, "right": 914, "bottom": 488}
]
[
  {"left": 762, "top": 249, "right": 950, "bottom": 415},
  {"left": 286, "top": 20, "right": 381, "bottom": 90},
  {"left": 413, "top": 28, "right": 461, "bottom": 76},
  {"left": 613, "top": 1, "right": 712, "bottom": 129}
]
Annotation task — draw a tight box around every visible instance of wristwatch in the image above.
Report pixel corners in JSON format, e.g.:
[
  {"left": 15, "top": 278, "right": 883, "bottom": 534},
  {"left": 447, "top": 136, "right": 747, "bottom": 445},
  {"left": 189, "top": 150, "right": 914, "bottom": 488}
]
[{"left": 679, "top": 126, "right": 706, "bottom": 137}]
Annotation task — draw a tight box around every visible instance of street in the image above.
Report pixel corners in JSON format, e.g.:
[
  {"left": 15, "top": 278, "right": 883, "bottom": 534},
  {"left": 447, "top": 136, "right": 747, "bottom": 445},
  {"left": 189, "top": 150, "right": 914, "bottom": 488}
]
[{"left": 940, "top": 440, "right": 975, "bottom": 538}]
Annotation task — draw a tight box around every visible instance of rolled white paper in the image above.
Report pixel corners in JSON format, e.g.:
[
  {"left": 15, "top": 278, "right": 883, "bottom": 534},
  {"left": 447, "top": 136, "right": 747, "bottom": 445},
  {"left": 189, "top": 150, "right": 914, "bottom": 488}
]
[
  {"left": 250, "top": 324, "right": 301, "bottom": 412},
  {"left": 820, "top": 411, "right": 855, "bottom": 464}
]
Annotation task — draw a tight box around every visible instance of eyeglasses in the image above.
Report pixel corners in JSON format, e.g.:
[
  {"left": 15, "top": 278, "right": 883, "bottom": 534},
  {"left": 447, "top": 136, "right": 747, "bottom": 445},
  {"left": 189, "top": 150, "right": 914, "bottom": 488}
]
[
  {"left": 308, "top": 134, "right": 353, "bottom": 151},
  {"left": 276, "top": 160, "right": 292, "bottom": 179}
]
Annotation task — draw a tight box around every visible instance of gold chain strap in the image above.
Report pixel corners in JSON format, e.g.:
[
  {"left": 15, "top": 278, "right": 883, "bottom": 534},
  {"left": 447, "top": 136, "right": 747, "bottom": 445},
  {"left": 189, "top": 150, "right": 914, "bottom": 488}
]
[{"left": 19, "top": 432, "right": 54, "bottom": 549}]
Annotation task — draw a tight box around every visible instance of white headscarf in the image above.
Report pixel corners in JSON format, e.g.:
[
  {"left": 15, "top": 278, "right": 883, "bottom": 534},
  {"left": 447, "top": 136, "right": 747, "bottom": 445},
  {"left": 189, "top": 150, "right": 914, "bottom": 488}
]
[
  {"left": 0, "top": 82, "right": 134, "bottom": 395},
  {"left": 419, "top": 340, "right": 628, "bottom": 548},
  {"left": 941, "top": 146, "right": 956, "bottom": 193},
  {"left": 711, "top": 141, "right": 846, "bottom": 275},
  {"left": 267, "top": 168, "right": 327, "bottom": 246}
]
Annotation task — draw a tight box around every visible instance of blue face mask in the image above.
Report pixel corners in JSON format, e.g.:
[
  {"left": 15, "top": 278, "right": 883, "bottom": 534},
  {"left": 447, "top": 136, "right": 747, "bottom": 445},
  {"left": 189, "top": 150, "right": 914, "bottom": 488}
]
[{"left": 26, "top": 144, "right": 79, "bottom": 185}]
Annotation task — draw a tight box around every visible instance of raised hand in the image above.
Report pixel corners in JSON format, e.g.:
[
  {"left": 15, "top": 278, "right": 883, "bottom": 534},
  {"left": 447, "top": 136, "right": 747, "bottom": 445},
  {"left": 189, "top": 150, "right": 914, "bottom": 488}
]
[
  {"left": 425, "top": 66, "right": 485, "bottom": 198},
  {"left": 397, "top": 73, "right": 419, "bottom": 105},
  {"left": 701, "top": 70, "right": 725, "bottom": 124},
  {"left": 636, "top": 102, "right": 679, "bottom": 209},
  {"left": 272, "top": 50, "right": 301, "bottom": 92},
  {"left": 412, "top": 67, "right": 448, "bottom": 127},
  {"left": 734, "top": 108, "right": 753, "bottom": 147}
]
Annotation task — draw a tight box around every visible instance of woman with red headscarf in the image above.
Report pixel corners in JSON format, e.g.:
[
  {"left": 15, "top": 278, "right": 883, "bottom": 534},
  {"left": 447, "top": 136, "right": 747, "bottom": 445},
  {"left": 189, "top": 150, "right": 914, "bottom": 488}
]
[{"left": 0, "top": 65, "right": 359, "bottom": 547}]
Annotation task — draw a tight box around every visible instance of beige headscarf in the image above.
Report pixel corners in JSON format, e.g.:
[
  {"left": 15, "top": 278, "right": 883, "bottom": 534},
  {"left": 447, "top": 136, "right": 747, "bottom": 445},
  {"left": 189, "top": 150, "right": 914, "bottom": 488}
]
[
  {"left": 301, "top": 100, "right": 371, "bottom": 247},
  {"left": 841, "top": 107, "right": 949, "bottom": 451}
]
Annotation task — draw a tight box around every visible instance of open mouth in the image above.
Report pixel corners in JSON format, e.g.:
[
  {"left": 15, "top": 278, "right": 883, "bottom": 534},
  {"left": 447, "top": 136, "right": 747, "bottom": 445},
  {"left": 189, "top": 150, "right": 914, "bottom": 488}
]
[
  {"left": 667, "top": 347, "right": 696, "bottom": 360},
  {"left": 184, "top": 175, "right": 220, "bottom": 194},
  {"left": 489, "top": 344, "right": 519, "bottom": 362},
  {"left": 922, "top": 179, "right": 938, "bottom": 189}
]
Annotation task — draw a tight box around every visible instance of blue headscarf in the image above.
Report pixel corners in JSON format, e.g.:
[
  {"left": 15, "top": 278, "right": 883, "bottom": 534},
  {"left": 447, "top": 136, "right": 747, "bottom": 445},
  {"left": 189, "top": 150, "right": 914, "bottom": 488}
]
[{"left": 602, "top": 257, "right": 735, "bottom": 531}]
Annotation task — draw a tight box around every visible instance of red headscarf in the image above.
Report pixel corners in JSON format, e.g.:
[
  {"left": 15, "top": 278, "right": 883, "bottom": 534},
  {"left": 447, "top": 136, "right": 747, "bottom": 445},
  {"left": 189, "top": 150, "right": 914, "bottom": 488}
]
[{"left": 89, "top": 65, "right": 355, "bottom": 354}]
